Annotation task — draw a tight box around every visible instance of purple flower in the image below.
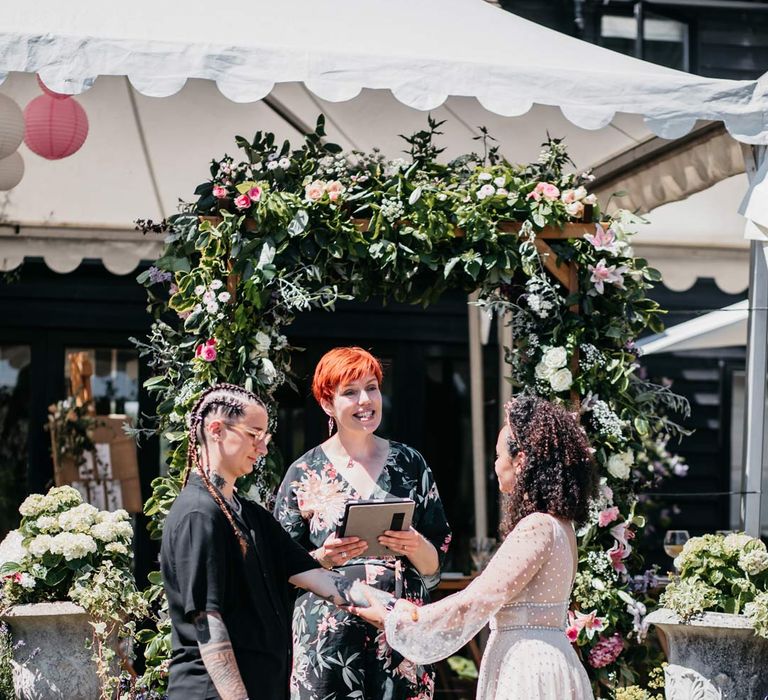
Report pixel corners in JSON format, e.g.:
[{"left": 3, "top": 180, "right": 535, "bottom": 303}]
[{"left": 148, "top": 266, "right": 172, "bottom": 284}]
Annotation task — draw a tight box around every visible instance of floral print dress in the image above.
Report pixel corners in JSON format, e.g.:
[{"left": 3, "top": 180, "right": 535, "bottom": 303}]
[{"left": 274, "top": 441, "right": 452, "bottom": 700}]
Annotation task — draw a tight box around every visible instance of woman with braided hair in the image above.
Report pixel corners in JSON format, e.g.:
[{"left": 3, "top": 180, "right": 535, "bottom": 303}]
[
  {"left": 351, "top": 395, "right": 598, "bottom": 700},
  {"left": 161, "top": 383, "right": 391, "bottom": 700}
]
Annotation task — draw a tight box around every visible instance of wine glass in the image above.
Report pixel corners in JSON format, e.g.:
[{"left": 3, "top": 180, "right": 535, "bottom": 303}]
[
  {"left": 663, "top": 530, "right": 689, "bottom": 571},
  {"left": 469, "top": 537, "right": 497, "bottom": 574}
]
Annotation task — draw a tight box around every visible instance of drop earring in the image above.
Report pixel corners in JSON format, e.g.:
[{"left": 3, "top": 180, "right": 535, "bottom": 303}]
[{"left": 328, "top": 416, "right": 336, "bottom": 437}]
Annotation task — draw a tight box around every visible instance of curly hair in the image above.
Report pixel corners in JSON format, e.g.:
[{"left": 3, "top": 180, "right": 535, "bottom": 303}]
[{"left": 500, "top": 395, "right": 598, "bottom": 535}]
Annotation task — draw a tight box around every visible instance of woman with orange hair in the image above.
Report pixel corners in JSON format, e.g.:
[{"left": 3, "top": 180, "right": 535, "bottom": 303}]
[{"left": 274, "top": 346, "right": 452, "bottom": 700}]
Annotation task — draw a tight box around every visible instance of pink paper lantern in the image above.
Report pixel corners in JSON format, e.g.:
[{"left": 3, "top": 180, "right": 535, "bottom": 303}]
[
  {"left": 36, "top": 74, "right": 72, "bottom": 100},
  {"left": 24, "top": 94, "right": 89, "bottom": 160}
]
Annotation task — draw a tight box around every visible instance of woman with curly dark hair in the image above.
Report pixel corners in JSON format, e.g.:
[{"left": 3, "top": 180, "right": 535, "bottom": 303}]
[{"left": 351, "top": 395, "right": 598, "bottom": 699}]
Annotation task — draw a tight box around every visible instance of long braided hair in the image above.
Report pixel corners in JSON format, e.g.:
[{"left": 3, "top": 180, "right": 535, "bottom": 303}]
[
  {"left": 500, "top": 395, "right": 598, "bottom": 536},
  {"left": 182, "top": 383, "right": 266, "bottom": 556}
]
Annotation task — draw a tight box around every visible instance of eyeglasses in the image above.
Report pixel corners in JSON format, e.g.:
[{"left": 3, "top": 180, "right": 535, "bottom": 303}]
[{"left": 229, "top": 424, "right": 272, "bottom": 446}]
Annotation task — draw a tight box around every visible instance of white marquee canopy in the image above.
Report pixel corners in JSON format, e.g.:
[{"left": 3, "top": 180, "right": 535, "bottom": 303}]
[{"left": 1, "top": 0, "right": 766, "bottom": 535}]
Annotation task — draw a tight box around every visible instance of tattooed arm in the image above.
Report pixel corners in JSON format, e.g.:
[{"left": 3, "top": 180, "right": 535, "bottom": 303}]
[
  {"left": 289, "top": 568, "right": 396, "bottom": 609},
  {"left": 194, "top": 611, "right": 248, "bottom": 700}
]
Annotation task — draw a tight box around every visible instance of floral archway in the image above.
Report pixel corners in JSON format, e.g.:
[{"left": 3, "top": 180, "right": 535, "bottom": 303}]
[{"left": 135, "top": 116, "right": 687, "bottom": 695}]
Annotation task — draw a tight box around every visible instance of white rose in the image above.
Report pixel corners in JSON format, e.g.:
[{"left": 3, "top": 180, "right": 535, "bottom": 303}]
[
  {"left": 478, "top": 172, "right": 492, "bottom": 181},
  {"left": 574, "top": 186, "right": 588, "bottom": 200},
  {"left": 254, "top": 331, "right": 271, "bottom": 355},
  {"left": 493, "top": 176, "right": 506, "bottom": 188},
  {"left": 535, "top": 361, "right": 554, "bottom": 380},
  {"left": 542, "top": 346, "right": 568, "bottom": 370},
  {"left": 549, "top": 368, "right": 573, "bottom": 392},
  {"left": 476, "top": 184, "right": 496, "bottom": 200},
  {"left": 584, "top": 194, "right": 597, "bottom": 205},
  {"left": 607, "top": 452, "right": 633, "bottom": 480},
  {"left": 565, "top": 201, "right": 585, "bottom": 218}
]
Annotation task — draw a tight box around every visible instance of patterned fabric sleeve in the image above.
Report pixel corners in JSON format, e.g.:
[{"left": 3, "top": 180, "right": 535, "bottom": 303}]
[
  {"left": 273, "top": 459, "right": 313, "bottom": 551},
  {"left": 384, "top": 512, "right": 554, "bottom": 663},
  {"left": 408, "top": 446, "right": 452, "bottom": 590}
]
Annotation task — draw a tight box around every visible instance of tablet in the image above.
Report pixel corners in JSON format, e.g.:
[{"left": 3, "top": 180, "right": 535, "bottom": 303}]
[{"left": 336, "top": 498, "right": 415, "bottom": 558}]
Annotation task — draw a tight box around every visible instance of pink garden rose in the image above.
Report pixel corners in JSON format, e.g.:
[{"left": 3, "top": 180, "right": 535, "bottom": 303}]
[
  {"left": 212, "top": 185, "right": 228, "bottom": 199},
  {"left": 527, "top": 182, "right": 560, "bottom": 202},
  {"left": 195, "top": 338, "right": 217, "bottom": 362},
  {"left": 325, "top": 180, "right": 344, "bottom": 202},
  {"left": 561, "top": 188, "right": 577, "bottom": 204},
  {"left": 234, "top": 194, "right": 251, "bottom": 210},
  {"left": 565, "top": 200, "right": 585, "bottom": 219},
  {"left": 247, "top": 186, "right": 262, "bottom": 202},
  {"left": 305, "top": 180, "right": 325, "bottom": 202},
  {"left": 597, "top": 506, "right": 620, "bottom": 527}
]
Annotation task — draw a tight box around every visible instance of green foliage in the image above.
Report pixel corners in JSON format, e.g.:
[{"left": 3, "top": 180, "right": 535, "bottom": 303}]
[{"left": 134, "top": 118, "right": 689, "bottom": 695}]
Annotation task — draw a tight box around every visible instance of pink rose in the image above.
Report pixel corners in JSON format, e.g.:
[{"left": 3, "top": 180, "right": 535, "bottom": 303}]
[
  {"left": 565, "top": 201, "right": 585, "bottom": 219},
  {"left": 527, "top": 182, "right": 560, "bottom": 202},
  {"left": 561, "top": 189, "right": 577, "bottom": 204},
  {"left": 212, "top": 185, "right": 228, "bottom": 199},
  {"left": 325, "top": 180, "right": 344, "bottom": 202},
  {"left": 195, "top": 338, "right": 217, "bottom": 362},
  {"left": 597, "top": 506, "right": 620, "bottom": 528},
  {"left": 247, "top": 186, "right": 262, "bottom": 202},
  {"left": 305, "top": 180, "right": 325, "bottom": 202},
  {"left": 234, "top": 194, "right": 251, "bottom": 210}
]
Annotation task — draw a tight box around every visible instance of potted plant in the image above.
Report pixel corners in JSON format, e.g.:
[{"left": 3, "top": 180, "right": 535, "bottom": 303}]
[
  {"left": 645, "top": 532, "right": 768, "bottom": 699},
  {"left": 0, "top": 485, "right": 146, "bottom": 700}
]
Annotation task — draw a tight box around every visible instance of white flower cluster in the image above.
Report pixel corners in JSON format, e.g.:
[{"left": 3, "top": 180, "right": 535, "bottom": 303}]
[
  {"left": 380, "top": 197, "right": 405, "bottom": 223},
  {"left": 740, "top": 549, "right": 768, "bottom": 576},
  {"left": 590, "top": 398, "right": 625, "bottom": 441},
  {"left": 18, "top": 486, "right": 83, "bottom": 519},
  {"left": 534, "top": 346, "right": 572, "bottom": 393},
  {"left": 475, "top": 172, "right": 508, "bottom": 201},
  {"left": 263, "top": 152, "right": 291, "bottom": 171},
  {"left": 559, "top": 185, "right": 596, "bottom": 220},
  {"left": 606, "top": 450, "right": 634, "bottom": 480},
  {"left": 193, "top": 279, "right": 230, "bottom": 317},
  {"left": 579, "top": 343, "right": 604, "bottom": 371},
  {"left": 249, "top": 330, "right": 272, "bottom": 359},
  {"left": 316, "top": 154, "right": 347, "bottom": 177},
  {"left": 58, "top": 503, "right": 99, "bottom": 532}
]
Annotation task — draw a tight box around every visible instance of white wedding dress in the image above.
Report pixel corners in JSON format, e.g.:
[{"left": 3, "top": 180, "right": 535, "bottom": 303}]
[{"left": 384, "top": 512, "right": 594, "bottom": 699}]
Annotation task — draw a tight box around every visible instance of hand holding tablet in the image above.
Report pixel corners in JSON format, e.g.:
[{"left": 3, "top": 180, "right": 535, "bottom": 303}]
[{"left": 336, "top": 498, "right": 416, "bottom": 559}]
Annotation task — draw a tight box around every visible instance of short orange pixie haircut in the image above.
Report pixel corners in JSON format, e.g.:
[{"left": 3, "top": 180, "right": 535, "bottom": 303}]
[{"left": 311, "top": 347, "right": 384, "bottom": 406}]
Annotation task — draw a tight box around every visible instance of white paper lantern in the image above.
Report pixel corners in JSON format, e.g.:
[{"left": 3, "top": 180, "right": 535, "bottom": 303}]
[
  {"left": 0, "top": 94, "right": 24, "bottom": 159},
  {"left": 0, "top": 151, "right": 24, "bottom": 191}
]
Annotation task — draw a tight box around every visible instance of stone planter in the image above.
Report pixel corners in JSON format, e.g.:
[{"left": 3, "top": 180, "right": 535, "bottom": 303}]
[
  {"left": 646, "top": 608, "right": 768, "bottom": 699},
  {"left": 1, "top": 601, "right": 108, "bottom": 700}
]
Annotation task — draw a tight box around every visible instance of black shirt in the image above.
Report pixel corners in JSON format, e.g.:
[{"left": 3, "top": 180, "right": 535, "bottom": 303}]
[{"left": 160, "top": 473, "right": 320, "bottom": 699}]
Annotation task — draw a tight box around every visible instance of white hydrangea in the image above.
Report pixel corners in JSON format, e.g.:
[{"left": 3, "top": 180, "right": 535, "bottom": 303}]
[
  {"left": 0, "top": 530, "right": 27, "bottom": 565},
  {"left": 724, "top": 532, "right": 753, "bottom": 554},
  {"left": 58, "top": 503, "right": 98, "bottom": 532},
  {"left": 105, "top": 542, "right": 129, "bottom": 556},
  {"left": 36, "top": 515, "right": 59, "bottom": 532},
  {"left": 47, "top": 486, "right": 83, "bottom": 510},
  {"left": 739, "top": 549, "right": 768, "bottom": 576},
  {"left": 49, "top": 532, "right": 98, "bottom": 561},
  {"left": 91, "top": 520, "right": 133, "bottom": 543},
  {"left": 28, "top": 534, "right": 55, "bottom": 558},
  {"left": 18, "top": 573, "right": 36, "bottom": 590},
  {"left": 19, "top": 494, "right": 49, "bottom": 519}
]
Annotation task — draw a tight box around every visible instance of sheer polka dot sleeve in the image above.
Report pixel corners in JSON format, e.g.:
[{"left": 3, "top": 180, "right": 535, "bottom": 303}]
[{"left": 384, "top": 513, "right": 555, "bottom": 664}]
